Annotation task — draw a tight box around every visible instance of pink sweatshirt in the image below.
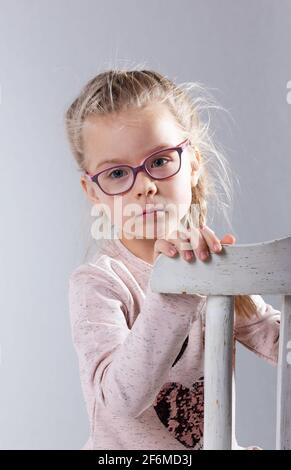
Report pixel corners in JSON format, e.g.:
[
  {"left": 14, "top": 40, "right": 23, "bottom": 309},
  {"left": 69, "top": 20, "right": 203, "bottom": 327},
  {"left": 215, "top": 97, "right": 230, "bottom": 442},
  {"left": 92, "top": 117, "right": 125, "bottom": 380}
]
[{"left": 68, "top": 236, "right": 281, "bottom": 450}]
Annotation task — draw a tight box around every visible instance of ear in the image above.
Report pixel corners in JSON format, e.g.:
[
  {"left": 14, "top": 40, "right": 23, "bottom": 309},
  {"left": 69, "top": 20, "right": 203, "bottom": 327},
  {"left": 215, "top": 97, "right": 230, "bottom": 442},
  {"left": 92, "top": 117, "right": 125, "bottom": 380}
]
[
  {"left": 190, "top": 147, "right": 201, "bottom": 187},
  {"left": 80, "top": 176, "right": 100, "bottom": 205}
]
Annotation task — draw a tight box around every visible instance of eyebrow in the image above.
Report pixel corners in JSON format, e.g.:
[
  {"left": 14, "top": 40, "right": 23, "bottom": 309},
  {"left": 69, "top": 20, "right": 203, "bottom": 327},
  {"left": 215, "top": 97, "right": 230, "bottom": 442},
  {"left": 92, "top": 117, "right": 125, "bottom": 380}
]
[{"left": 94, "top": 143, "right": 174, "bottom": 171}]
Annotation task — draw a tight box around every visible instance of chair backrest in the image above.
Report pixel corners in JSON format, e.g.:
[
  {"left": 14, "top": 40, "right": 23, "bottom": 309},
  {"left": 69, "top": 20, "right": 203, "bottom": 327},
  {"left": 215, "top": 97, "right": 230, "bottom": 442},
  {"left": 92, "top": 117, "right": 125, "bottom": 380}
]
[{"left": 149, "top": 234, "right": 291, "bottom": 449}]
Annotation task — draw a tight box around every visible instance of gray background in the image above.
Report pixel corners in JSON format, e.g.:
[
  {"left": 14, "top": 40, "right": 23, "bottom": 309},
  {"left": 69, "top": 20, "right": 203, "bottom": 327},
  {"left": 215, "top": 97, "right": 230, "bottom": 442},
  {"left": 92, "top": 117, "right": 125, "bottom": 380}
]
[{"left": 0, "top": 0, "right": 290, "bottom": 450}]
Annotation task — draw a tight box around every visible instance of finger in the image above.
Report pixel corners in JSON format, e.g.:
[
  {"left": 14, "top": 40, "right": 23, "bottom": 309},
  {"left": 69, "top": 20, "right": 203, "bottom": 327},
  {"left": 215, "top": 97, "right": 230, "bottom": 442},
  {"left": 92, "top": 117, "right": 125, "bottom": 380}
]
[
  {"left": 177, "top": 226, "right": 205, "bottom": 262},
  {"left": 183, "top": 228, "right": 210, "bottom": 261},
  {"left": 167, "top": 232, "right": 194, "bottom": 262},
  {"left": 196, "top": 231, "right": 211, "bottom": 260},
  {"left": 220, "top": 233, "right": 236, "bottom": 244},
  {"left": 199, "top": 225, "right": 222, "bottom": 254},
  {"left": 153, "top": 239, "right": 178, "bottom": 262}
]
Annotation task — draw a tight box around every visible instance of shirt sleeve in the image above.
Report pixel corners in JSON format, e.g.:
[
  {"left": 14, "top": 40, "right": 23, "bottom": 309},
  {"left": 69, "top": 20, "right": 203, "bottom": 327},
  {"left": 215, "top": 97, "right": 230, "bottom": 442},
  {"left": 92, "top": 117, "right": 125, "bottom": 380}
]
[
  {"left": 234, "top": 294, "right": 281, "bottom": 366},
  {"left": 68, "top": 264, "right": 204, "bottom": 418}
]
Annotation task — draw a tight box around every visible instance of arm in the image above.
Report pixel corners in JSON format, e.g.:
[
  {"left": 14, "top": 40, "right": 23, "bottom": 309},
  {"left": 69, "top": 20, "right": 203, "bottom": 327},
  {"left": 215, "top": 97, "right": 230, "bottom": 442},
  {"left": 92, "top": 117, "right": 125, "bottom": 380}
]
[
  {"left": 69, "top": 264, "right": 204, "bottom": 418},
  {"left": 234, "top": 294, "right": 281, "bottom": 366}
]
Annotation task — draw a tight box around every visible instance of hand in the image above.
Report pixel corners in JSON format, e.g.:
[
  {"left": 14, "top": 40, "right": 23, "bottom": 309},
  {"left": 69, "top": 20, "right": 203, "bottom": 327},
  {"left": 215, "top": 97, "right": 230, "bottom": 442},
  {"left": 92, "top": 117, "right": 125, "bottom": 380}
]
[{"left": 153, "top": 225, "right": 236, "bottom": 263}]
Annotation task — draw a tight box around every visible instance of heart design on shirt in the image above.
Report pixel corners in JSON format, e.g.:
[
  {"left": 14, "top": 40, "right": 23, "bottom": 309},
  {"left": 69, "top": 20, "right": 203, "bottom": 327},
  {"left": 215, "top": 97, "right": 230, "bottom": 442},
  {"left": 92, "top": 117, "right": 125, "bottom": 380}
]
[{"left": 153, "top": 377, "right": 204, "bottom": 449}]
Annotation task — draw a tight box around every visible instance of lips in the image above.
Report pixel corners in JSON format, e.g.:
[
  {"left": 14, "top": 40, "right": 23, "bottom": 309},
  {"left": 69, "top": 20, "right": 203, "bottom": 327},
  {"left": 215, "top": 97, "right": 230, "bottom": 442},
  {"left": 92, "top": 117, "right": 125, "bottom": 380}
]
[{"left": 141, "top": 208, "right": 165, "bottom": 216}]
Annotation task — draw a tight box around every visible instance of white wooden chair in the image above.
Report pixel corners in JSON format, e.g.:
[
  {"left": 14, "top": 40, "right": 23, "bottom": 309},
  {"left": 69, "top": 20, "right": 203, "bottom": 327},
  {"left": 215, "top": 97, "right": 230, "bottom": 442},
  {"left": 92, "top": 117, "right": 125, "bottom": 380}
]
[{"left": 149, "top": 234, "right": 291, "bottom": 450}]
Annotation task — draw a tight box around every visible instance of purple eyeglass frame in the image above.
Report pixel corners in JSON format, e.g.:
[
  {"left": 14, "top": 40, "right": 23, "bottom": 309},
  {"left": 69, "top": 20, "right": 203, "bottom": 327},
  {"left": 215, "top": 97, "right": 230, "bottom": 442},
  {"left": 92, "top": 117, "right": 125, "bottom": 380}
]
[{"left": 84, "top": 138, "right": 191, "bottom": 196}]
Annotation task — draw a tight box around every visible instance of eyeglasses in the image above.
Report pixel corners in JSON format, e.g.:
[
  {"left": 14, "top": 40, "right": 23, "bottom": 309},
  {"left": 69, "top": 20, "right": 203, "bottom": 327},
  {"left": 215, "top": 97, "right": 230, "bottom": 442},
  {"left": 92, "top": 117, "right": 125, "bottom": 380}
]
[{"left": 84, "top": 138, "right": 191, "bottom": 196}]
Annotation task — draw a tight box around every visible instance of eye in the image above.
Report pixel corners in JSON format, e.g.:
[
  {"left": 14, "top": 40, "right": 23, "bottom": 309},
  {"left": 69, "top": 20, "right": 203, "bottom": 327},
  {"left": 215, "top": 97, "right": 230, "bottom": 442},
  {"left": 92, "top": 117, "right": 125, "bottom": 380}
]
[
  {"left": 151, "top": 157, "right": 169, "bottom": 168},
  {"left": 108, "top": 168, "right": 129, "bottom": 179}
]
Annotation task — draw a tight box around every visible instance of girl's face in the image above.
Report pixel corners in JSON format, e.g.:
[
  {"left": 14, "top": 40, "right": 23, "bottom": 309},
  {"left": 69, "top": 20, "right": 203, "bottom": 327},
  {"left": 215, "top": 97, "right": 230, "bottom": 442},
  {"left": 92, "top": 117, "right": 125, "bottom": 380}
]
[{"left": 80, "top": 102, "right": 200, "bottom": 240}]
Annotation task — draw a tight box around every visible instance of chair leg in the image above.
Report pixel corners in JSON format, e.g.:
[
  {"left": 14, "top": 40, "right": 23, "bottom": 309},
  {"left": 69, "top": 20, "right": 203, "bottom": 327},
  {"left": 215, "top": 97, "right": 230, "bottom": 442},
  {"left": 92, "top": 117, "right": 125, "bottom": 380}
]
[
  {"left": 276, "top": 295, "right": 291, "bottom": 450},
  {"left": 204, "top": 295, "right": 234, "bottom": 450}
]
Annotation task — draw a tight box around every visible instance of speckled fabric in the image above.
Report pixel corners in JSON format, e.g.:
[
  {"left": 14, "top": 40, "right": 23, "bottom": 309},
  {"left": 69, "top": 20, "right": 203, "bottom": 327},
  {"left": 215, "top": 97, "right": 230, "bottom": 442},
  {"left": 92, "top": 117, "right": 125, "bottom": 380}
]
[{"left": 68, "top": 237, "right": 281, "bottom": 450}]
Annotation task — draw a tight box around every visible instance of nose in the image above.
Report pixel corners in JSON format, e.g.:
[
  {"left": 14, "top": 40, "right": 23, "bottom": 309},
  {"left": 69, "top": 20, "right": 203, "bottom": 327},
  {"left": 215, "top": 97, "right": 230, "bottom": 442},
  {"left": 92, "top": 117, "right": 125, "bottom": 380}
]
[{"left": 134, "top": 170, "right": 157, "bottom": 198}]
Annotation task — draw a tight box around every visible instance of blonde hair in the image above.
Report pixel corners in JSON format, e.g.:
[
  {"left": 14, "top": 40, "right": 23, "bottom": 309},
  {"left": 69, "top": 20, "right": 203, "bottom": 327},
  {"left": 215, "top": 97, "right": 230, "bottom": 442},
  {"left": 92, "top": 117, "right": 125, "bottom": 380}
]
[{"left": 65, "top": 67, "right": 257, "bottom": 320}]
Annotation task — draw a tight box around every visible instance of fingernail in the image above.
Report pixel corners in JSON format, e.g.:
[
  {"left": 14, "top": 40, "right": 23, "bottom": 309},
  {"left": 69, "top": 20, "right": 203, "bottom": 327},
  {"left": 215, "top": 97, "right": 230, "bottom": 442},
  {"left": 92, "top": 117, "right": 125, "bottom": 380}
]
[
  {"left": 185, "top": 251, "right": 193, "bottom": 260},
  {"left": 214, "top": 243, "right": 221, "bottom": 251},
  {"left": 200, "top": 251, "right": 208, "bottom": 260},
  {"left": 169, "top": 247, "right": 177, "bottom": 255}
]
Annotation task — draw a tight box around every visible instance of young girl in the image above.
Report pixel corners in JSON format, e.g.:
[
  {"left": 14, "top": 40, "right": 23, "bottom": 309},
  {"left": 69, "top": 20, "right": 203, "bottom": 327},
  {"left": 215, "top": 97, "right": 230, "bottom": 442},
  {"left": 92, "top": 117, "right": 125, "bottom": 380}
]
[{"left": 65, "top": 69, "right": 280, "bottom": 450}]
